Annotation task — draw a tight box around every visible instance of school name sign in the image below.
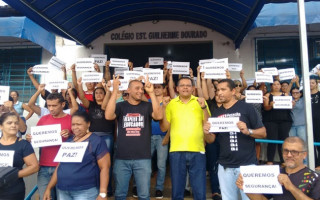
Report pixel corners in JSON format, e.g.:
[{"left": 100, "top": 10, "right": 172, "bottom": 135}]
[{"left": 110, "top": 30, "right": 208, "bottom": 40}]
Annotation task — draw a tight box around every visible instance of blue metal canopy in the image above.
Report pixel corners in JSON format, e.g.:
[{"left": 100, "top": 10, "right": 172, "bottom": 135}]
[{"left": 3, "top": 0, "right": 266, "bottom": 48}]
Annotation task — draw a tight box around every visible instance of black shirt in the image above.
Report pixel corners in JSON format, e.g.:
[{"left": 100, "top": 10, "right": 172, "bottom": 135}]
[{"left": 88, "top": 101, "right": 115, "bottom": 134}]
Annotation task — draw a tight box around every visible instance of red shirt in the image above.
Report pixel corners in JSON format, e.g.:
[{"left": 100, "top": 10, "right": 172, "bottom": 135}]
[{"left": 37, "top": 114, "right": 72, "bottom": 167}]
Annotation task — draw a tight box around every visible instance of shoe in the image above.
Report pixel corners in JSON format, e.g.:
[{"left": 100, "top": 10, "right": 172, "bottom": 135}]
[
  {"left": 132, "top": 186, "right": 138, "bottom": 198},
  {"left": 212, "top": 193, "right": 222, "bottom": 200},
  {"left": 184, "top": 189, "right": 191, "bottom": 197},
  {"left": 155, "top": 190, "right": 163, "bottom": 199}
]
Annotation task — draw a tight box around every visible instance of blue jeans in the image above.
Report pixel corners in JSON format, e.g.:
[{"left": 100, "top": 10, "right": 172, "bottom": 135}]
[
  {"left": 99, "top": 133, "right": 114, "bottom": 194},
  {"left": 58, "top": 187, "right": 98, "bottom": 200},
  {"left": 113, "top": 159, "right": 151, "bottom": 200},
  {"left": 206, "top": 141, "right": 220, "bottom": 194},
  {"left": 218, "top": 164, "right": 249, "bottom": 200},
  {"left": 170, "top": 152, "right": 206, "bottom": 200},
  {"left": 289, "top": 125, "right": 306, "bottom": 142},
  {"left": 38, "top": 166, "right": 57, "bottom": 200},
  {"left": 151, "top": 135, "right": 168, "bottom": 191}
]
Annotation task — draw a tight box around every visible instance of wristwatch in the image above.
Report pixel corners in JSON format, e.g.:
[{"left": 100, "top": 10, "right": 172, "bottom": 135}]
[
  {"left": 99, "top": 193, "right": 107, "bottom": 198},
  {"left": 248, "top": 129, "right": 253, "bottom": 135}
]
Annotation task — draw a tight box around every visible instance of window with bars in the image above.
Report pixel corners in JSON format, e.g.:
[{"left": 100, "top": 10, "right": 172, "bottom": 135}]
[{"left": 0, "top": 48, "right": 42, "bottom": 103}]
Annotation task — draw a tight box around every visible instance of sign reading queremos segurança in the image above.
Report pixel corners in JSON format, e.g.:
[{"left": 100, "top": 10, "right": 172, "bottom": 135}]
[{"left": 110, "top": 30, "right": 208, "bottom": 40}]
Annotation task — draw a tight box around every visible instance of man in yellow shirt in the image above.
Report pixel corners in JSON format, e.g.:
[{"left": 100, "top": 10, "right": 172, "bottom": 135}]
[{"left": 160, "top": 77, "right": 210, "bottom": 200}]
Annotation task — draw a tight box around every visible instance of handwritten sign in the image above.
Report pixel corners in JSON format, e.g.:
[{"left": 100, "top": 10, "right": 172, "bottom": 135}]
[
  {"left": 208, "top": 117, "right": 240, "bottom": 132},
  {"left": 240, "top": 165, "right": 283, "bottom": 194},
  {"left": 228, "top": 63, "right": 243, "bottom": 71},
  {"left": 110, "top": 79, "right": 129, "bottom": 91},
  {"left": 82, "top": 72, "right": 103, "bottom": 83},
  {"left": 273, "top": 96, "right": 292, "bottom": 109},
  {"left": 0, "top": 85, "right": 10, "bottom": 105},
  {"left": 48, "top": 56, "right": 65, "bottom": 70},
  {"left": 255, "top": 72, "right": 273, "bottom": 83},
  {"left": 261, "top": 67, "right": 279, "bottom": 75},
  {"left": 149, "top": 57, "right": 164, "bottom": 66},
  {"left": 31, "top": 124, "right": 62, "bottom": 148},
  {"left": 124, "top": 71, "right": 144, "bottom": 81},
  {"left": 110, "top": 58, "right": 129, "bottom": 68},
  {"left": 91, "top": 54, "right": 107, "bottom": 67},
  {"left": 143, "top": 69, "right": 163, "bottom": 84},
  {"left": 172, "top": 62, "right": 190, "bottom": 75},
  {"left": 245, "top": 90, "right": 263, "bottom": 103},
  {"left": 54, "top": 142, "right": 89, "bottom": 163},
  {"left": 0, "top": 151, "right": 14, "bottom": 167},
  {"left": 278, "top": 68, "right": 295, "bottom": 81},
  {"left": 46, "top": 80, "right": 68, "bottom": 90},
  {"left": 32, "top": 65, "right": 50, "bottom": 74},
  {"left": 75, "top": 58, "right": 95, "bottom": 71}
]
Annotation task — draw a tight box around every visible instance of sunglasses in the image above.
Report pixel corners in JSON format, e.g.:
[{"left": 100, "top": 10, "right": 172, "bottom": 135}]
[
  {"left": 123, "top": 93, "right": 129, "bottom": 97},
  {"left": 236, "top": 84, "right": 242, "bottom": 87}
]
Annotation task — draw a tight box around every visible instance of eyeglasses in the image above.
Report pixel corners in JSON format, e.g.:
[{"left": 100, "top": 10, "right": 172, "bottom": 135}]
[
  {"left": 292, "top": 92, "right": 300, "bottom": 94},
  {"left": 283, "top": 149, "right": 305, "bottom": 156},
  {"left": 123, "top": 93, "right": 129, "bottom": 97},
  {"left": 178, "top": 84, "right": 192, "bottom": 88},
  {"left": 236, "top": 84, "right": 242, "bottom": 87}
]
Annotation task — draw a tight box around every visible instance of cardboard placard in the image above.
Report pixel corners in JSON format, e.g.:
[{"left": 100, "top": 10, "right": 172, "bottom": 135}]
[
  {"left": 31, "top": 124, "right": 62, "bottom": 148},
  {"left": 54, "top": 142, "right": 89, "bottom": 163}
]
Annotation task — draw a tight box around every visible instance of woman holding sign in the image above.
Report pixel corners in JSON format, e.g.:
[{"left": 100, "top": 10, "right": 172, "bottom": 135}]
[
  {"left": 43, "top": 111, "right": 110, "bottom": 200},
  {"left": 0, "top": 112, "right": 39, "bottom": 200},
  {"left": 263, "top": 79, "right": 292, "bottom": 165}
]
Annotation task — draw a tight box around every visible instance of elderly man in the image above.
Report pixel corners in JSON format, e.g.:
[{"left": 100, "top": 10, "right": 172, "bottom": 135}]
[{"left": 236, "top": 136, "right": 320, "bottom": 200}]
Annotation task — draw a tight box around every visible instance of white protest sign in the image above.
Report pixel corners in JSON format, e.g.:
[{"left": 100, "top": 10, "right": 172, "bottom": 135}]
[
  {"left": 124, "top": 71, "right": 144, "bottom": 81},
  {"left": 143, "top": 69, "right": 163, "bottom": 84},
  {"left": 278, "top": 68, "right": 295, "bottom": 81},
  {"left": 255, "top": 72, "right": 273, "bottom": 83},
  {"left": 245, "top": 90, "right": 263, "bottom": 103},
  {"left": 261, "top": 67, "right": 279, "bottom": 75},
  {"left": 228, "top": 63, "right": 243, "bottom": 71},
  {"left": 149, "top": 57, "right": 164, "bottom": 66},
  {"left": 54, "top": 142, "right": 89, "bottom": 163},
  {"left": 204, "top": 71, "right": 226, "bottom": 79},
  {"left": 46, "top": 80, "right": 68, "bottom": 90},
  {"left": 310, "top": 64, "right": 320, "bottom": 75},
  {"left": 110, "top": 58, "right": 129, "bottom": 68},
  {"left": 114, "top": 67, "right": 129, "bottom": 77},
  {"left": 91, "top": 54, "right": 107, "bottom": 67},
  {"left": 208, "top": 117, "right": 240, "bottom": 132},
  {"left": 0, "top": 151, "right": 14, "bottom": 167},
  {"left": 240, "top": 165, "right": 282, "bottom": 194},
  {"left": 48, "top": 56, "right": 65, "bottom": 70},
  {"left": 31, "top": 124, "right": 62, "bottom": 148},
  {"left": 199, "top": 58, "right": 215, "bottom": 66},
  {"left": 172, "top": 62, "right": 190, "bottom": 75},
  {"left": 213, "top": 58, "right": 228, "bottom": 70},
  {"left": 0, "top": 86, "right": 10, "bottom": 105},
  {"left": 110, "top": 79, "right": 129, "bottom": 91},
  {"left": 273, "top": 96, "right": 292, "bottom": 109},
  {"left": 75, "top": 58, "right": 95, "bottom": 71},
  {"left": 82, "top": 72, "right": 103, "bottom": 83},
  {"left": 133, "top": 67, "right": 144, "bottom": 72},
  {"left": 32, "top": 65, "right": 50, "bottom": 74},
  {"left": 166, "top": 61, "right": 172, "bottom": 69}
]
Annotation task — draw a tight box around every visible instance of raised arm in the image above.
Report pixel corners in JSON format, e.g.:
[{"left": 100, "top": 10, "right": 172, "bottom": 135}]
[
  {"left": 101, "top": 79, "right": 111, "bottom": 110},
  {"left": 207, "top": 79, "right": 215, "bottom": 100},
  {"left": 77, "top": 77, "right": 90, "bottom": 109},
  {"left": 104, "top": 61, "right": 111, "bottom": 82},
  {"left": 263, "top": 93, "right": 273, "bottom": 111},
  {"left": 145, "top": 76, "right": 163, "bottom": 120},
  {"left": 71, "top": 64, "right": 78, "bottom": 90},
  {"left": 27, "top": 84, "right": 45, "bottom": 116},
  {"left": 105, "top": 76, "right": 120, "bottom": 120},
  {"left": 68, "top": 87, "right": 79, "bottom": 115},
  {"left": 22, "top": 103, "right": 34, "bottom": 120},
  {"left": 159, "top": 96, "right": 170, "bottom": 132},
  {"left": 27, "top": 67, "right": 40, "bottom": 90},
  {"left": 240, "top": 70, "right": 247, "bottom": 93},
  {"left": 61, "top": 65, "right": 67, "bottom": 80},
  {"left": 168, "top": 69, "right": 176, "bottom": 99},
  {"left": 196, "top": 66, "right": 204, "bottom": 98}
]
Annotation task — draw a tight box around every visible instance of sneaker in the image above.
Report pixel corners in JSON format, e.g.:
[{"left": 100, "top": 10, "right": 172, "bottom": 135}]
[
  {"left": 132, "top": 186, "right": 138, "bottom": 198},
  {"left": 155, "top": 190, "right": 163, "bottom": 199},
  {"left": 184, "top": 189, "right": 191, "bottom": 197},
  {"left": 212, "top": 193, "right": 222, "bottom": 200}
]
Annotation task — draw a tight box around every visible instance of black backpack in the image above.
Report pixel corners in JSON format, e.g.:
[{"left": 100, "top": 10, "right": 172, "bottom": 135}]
[{"left": 0, "top": 167, "right": 19, "bottom": 188}]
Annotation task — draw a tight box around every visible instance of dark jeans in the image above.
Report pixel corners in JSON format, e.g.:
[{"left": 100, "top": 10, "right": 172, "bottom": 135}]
[{"left": 206, "top": 141, "right": 220, "bottom": 194}]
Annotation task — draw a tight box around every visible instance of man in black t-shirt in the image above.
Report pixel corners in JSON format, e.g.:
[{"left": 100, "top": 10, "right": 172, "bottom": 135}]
[
  {"left": 236, "top": 136, "right": 320, "bottom": 200},
  {"left": 105, "top": 75, "right": 162, "bottom": 200},
  {"left": 203, "top": 79, "right": 266, "bottom": 200}
]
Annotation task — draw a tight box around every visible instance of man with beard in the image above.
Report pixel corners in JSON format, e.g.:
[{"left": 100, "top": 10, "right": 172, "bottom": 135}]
[{"left": 236, "top": 136, "right": 320, "bottom": 200}]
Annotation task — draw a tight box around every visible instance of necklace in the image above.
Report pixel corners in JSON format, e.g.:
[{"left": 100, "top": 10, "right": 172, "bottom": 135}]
[{"left": 73, "top": 131, "right": 89, "bottom": 142}]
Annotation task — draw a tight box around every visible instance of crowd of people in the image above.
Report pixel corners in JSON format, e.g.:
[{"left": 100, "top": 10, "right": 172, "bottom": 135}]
[{"left": 0, "top": 60, "right": 320, "bottom": 200}]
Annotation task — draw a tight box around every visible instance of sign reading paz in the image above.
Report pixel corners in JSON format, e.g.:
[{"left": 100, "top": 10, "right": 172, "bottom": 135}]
[
  {"left": 240, "top": 165, "right": 283, "bottom": 194},
  {"left": 31, "top": 124, "right": 62, "bottom": 148},
  {"left": 245, "top": 90, "right": 263, "bottom": 103},
  {"left": 0, "top": 150, "right": 14, "bottom": 167},
  {"left": 0, "top": 85, "right": 10, "bottom": 105},
  {"left": 110, "top": 58, "right": 129, "bottom": 68},
  {"left": 149, "top": 57, "right": 164, "bottom": 66},
  {"left": 46, "top": 80, "right": 68, "bottom": 90},
  {"left": 143, "top": 69, "right": 163, "bottom": 84},
  {"left": 82, "top": 72, "right": 103, "bottom": 83},
  {"left": 172, "top": 62, "right": 190, "bottom": 75},
  {"left": 273, "top": 96, "right": 292, "bottom": 109},
  {"left": 124, "top": 71, "right": 144, "bottom": 81},
  {"left": 54, "top": 142, "right": 89, "bottom": 163},
  {"left": 76, "top": 58, "right": 95, "bottom": 71},
  {"left": 208, "top": 117, "right": 240, "bottom": 132},
  {"left": 91, "top": 54, "right": 107, "bottom": 67}
]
